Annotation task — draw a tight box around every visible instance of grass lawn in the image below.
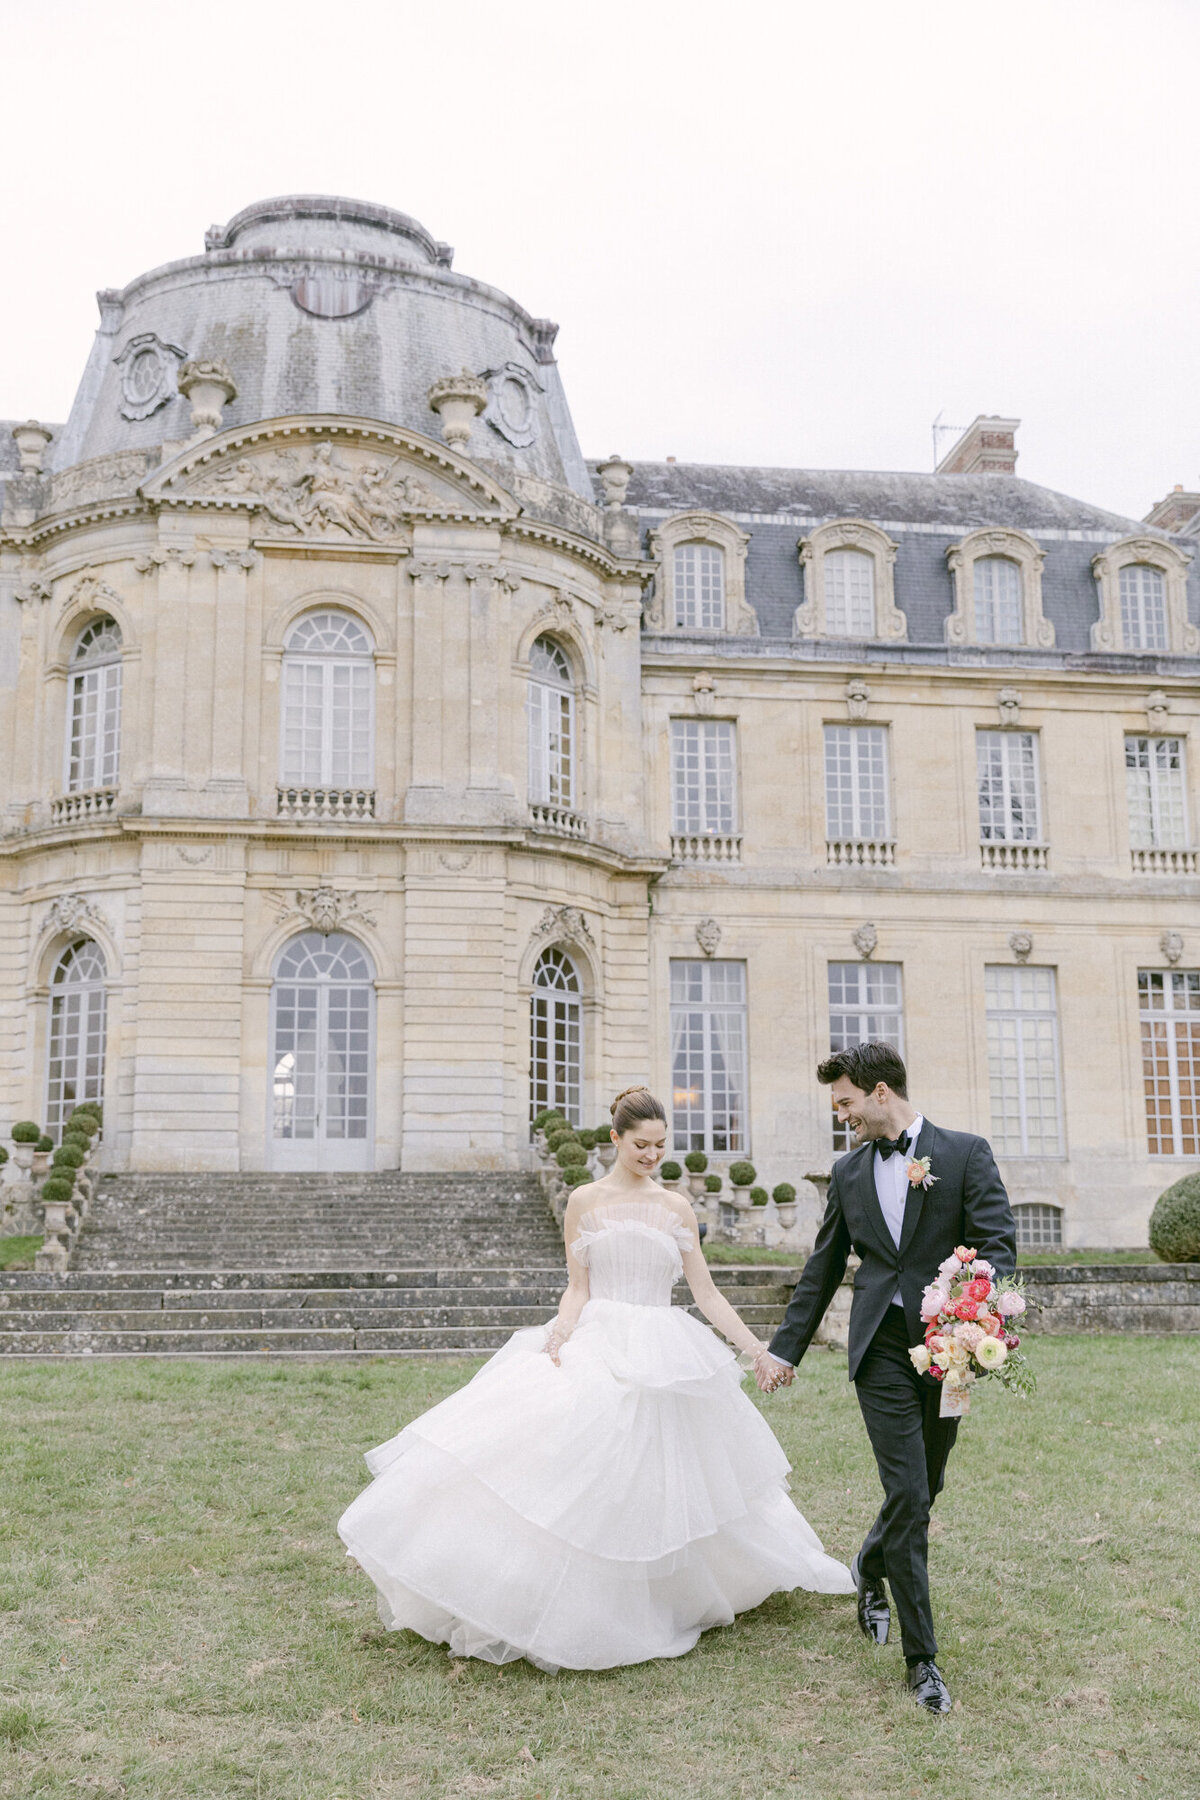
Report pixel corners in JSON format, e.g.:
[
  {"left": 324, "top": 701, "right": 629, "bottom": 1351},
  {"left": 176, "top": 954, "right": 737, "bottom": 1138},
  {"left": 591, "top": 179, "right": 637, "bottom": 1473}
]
[
  {"left": 1, "top": 1342, "right": 1197, "bottom": 1800},
  {"left": 0, "top": 1237, "right": 40, "bottom": 1272},
  {"left": 703, "top": 1244, "right": 1159, "bottom": 1268}
]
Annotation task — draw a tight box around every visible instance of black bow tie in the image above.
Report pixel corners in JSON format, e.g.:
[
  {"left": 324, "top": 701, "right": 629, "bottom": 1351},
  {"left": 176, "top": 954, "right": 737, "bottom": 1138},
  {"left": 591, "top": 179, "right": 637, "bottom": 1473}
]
[{"left": 876, "top": 1132, "right": 912, "bottom": 1161}]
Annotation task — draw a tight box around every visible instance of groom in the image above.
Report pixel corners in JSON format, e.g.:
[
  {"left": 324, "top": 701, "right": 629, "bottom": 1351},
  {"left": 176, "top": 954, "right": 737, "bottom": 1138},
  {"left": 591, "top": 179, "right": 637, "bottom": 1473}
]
[{"left": 756, "top": 1042, "right": 1015, "bottom": 1713}]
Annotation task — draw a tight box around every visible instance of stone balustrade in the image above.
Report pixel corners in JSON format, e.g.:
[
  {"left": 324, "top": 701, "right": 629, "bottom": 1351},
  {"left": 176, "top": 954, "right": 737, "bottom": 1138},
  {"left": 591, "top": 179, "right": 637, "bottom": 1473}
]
[{"left": 275, "top": 785, "right": 376, "bottom": 821}]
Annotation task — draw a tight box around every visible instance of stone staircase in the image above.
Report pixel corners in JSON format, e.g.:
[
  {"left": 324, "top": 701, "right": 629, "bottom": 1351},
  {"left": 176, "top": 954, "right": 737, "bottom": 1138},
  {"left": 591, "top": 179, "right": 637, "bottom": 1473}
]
[{"left": 0, "top": 1172, "right": 800, "bottom": 1358}]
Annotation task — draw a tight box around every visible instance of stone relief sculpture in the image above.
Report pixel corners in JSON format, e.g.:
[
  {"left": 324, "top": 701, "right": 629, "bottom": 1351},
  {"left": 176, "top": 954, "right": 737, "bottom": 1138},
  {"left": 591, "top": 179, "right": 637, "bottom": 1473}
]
[
  {"left": 202, "top": 442, "right": 443, "bottom": 541},
  {"left": 267, "top": 886, "right": 378, "bottom": 935}
]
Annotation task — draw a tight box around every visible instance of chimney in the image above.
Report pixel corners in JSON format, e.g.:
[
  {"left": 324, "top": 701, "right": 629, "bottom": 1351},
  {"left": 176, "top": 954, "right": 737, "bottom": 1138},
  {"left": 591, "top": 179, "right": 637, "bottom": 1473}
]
[
  {"left": 1144, "top": 485, "right": 1200, "bottom": 535},
  {"left": 935, "top": 414, "right": 1020, "bottom": 476}
]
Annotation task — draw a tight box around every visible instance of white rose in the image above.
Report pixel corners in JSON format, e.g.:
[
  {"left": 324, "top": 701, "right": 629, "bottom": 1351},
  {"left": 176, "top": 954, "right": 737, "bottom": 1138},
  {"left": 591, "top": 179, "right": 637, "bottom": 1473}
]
[{"left": 909, "top": 1344, "right": 932, "bottom": 1374}]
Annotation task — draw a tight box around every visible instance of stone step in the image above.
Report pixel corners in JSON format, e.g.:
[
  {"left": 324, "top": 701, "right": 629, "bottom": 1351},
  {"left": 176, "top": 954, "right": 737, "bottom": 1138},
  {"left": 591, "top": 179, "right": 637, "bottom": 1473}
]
[{"left": 0, "top": 1265, "right": 797, "bottom": 1292}]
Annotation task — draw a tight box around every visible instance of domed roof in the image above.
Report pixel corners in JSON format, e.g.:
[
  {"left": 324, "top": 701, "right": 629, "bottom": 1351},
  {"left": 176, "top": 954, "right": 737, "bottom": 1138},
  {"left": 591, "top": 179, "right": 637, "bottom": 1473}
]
[{"left": 52, "top": 195, "right": 591, "bottom": 497}]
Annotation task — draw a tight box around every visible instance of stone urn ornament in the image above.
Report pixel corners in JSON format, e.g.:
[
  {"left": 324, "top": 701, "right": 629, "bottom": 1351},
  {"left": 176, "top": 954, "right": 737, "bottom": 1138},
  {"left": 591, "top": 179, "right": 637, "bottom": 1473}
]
[
  {"left": 728, "top": 1161, "right": 757, "bottom": 1211},
  {"left": 772, "top": 1183, "right": 798, "bottom": 1230}
]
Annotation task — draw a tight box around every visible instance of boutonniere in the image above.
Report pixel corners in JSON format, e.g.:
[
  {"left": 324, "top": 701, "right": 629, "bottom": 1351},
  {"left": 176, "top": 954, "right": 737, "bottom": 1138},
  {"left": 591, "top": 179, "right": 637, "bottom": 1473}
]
[{"left": 906, "top": 1155, "right": 938, "bottom": 1191}]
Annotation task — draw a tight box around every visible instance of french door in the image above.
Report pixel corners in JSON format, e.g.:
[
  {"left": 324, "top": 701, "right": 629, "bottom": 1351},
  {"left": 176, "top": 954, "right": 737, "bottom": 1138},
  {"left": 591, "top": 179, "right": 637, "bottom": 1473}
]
[{"left": 269, "top": 931, "right": 375, "bottom": 1170}]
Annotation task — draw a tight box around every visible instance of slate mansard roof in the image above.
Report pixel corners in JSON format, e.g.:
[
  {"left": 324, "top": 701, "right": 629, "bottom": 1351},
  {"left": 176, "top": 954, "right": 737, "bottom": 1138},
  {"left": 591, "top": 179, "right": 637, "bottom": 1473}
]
[{"left": 624, "top": 460, "right": 1198, "bottom": 658}]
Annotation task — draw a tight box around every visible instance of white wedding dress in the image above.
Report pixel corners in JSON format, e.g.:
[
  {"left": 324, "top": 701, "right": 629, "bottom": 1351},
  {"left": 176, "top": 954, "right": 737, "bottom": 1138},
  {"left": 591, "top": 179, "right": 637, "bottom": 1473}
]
[{"left": 337, "top": 1200, "right": 853, "bottom": 1671}]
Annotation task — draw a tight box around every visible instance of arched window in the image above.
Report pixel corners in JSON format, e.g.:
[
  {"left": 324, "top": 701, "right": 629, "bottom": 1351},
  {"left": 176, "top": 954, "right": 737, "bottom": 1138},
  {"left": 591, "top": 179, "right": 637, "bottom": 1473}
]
[
  {"left": 270, "top": 931, "right": 374, "bottom": 1170},
  {"left": 1013, "top": 1201, "right": 1063, "bottom": 1251},
  {"left": 46, "top": 939, "right": 107, "bottom": 1139},
  {"left": 673, "top": 543, "right": 726, "bottom": 630},
  {"left": 529, "top": 947, "right": 582, "bottom": 1124},
  {"left": 974, "top": 557, "right": 1023, "bottom": 645},
  {"left": 66, "top": 618, "right": 122, "bottom": 793},
  {"left": 1119, "top": 565, "right": 1168, "bottom": 651},
  {"left": 280, "top": 611, "right": 374, "bottom": 789},
  {"left": 824, "top": 550, "right": 875, "bottom": 637},
  {"left": 527, "top": 637, "right": 575, "bottom": 813}
]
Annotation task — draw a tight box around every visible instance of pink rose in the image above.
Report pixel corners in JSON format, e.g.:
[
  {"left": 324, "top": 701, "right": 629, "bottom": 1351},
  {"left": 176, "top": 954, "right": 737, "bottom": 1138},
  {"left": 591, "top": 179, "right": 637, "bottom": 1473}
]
[
  {"left": 964, "top": 1277, "right": 992, "bottom": 1303},
  {"left": 974, "top": 1259, "right": 994, "bottom": 1277},
  {"left": 978, "top": 1312, "right": 1002, "bottom": 1337},
  {"left": 998, "top": 1292, "right": 1026, "bottom": 1318},
  {"left": 954, "top": 1299, "right": 980, "bottom": 1322},
  {"left": 920, "top": 1283, "right": 946, "bottom": 1321}
]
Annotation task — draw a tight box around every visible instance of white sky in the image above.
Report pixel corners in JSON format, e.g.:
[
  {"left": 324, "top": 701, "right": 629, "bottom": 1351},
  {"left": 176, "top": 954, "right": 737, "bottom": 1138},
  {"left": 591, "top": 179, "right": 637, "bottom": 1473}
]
[{"left": 2, "top": 0, "right": 1198, "bottom": 519}]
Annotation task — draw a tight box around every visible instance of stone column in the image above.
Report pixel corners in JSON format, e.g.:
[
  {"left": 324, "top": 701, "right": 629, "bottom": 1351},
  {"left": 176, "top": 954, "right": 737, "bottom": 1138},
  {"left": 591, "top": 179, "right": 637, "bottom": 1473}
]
[
  {"left": 137, "top": 546, "right": 195, "bottom": 812},
  {"left": 206, "top": 548, "right": 255, "bottom": 812},
  {"left": 406, "top": 561, "right": 447, "bottom": 807}
]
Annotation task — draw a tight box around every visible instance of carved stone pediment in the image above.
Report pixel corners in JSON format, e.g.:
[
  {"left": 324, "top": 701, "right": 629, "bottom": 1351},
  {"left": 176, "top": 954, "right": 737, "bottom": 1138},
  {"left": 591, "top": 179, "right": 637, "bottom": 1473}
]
[{"left": 146, "top": 418, "right": 519, "bottom": 542}]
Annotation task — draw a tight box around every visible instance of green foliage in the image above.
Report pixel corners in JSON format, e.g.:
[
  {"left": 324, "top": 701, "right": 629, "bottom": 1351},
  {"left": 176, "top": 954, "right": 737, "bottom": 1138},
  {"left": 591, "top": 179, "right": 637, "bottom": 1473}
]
[
  {"left": 10, "top": 1122, "right": 41, "bottom": 1145},
  {"left": 1149, "top": 1173, "right": 1200, "bottom": 1262},
  {"left": 728, "top": 1160, "right": 757, "bottom": 1188},
  {"left": 684, "top": 1150, "right": 708, "bottom": 1173},
  {"left": 561, "top": 1165, "right": 592, "bottom": 1190},
  {"left": 0, "top": 1235, "right": 40, "bottom": 1270},
  {"left": 575, "top": 1129, "right": 597, "bottom": 1150},
  {"left": 52, "top": 1144, "right": 86, "bottom": 1170},
  {"left": 750, "top": 1186, "right": 769, "bottom": 1205},
  {"left": 533, "top": 1109, "right": 563, "bottom": 1132},
  {"left": 554, "top": 1140, "right": 585, "bottom": 1169},
  {"left": 704, "top": 1173, "right": 722, "bottom": 1192},
  {"left": 772, "top": 1183, "right": 796, "bottom": 1204},
  {"left": 71, "top": 1101, "right": 102, "bottom": 1122},
  {"left": 39, "top": 1176, "right": 76, "bottom": 1205},
  {"left": 0, "top": 1144, "right": 8, "bottom": 1165},
  {"left": 545, "top": 1126, "right": 576, "bottom": 1151},
  {"left": 595, "top": 1122, "right": 613, "bottom": 1140},
  {"left": 659, "top": 1161, "right": 682, "bottom": 1182},
  {"left": 68, "top": 1109, "right": 100, "bottom": 1136},
  {"left": 35, "top": 1135, "right": 53, "bottom": 1154}
]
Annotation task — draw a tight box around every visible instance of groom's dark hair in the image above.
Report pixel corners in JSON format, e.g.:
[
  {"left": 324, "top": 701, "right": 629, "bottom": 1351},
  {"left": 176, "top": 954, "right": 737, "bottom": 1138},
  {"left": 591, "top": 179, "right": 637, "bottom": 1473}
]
[{"left": 817, "top": 1042, "right": 908, "bottom": 1098}]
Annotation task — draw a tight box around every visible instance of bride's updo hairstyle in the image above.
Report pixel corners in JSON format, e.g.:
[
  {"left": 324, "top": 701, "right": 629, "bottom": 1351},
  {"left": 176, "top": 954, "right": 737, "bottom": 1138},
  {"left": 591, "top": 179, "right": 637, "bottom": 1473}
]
[{"left": 610, "top": 1085, "right": 667, "bottom": 1135}]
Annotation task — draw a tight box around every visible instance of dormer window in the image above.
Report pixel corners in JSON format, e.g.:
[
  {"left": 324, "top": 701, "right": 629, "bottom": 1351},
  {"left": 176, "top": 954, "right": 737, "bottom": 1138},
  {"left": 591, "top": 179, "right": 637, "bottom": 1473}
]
[
  {"left": 945, "top": 528, "right": 1053, "bottom": 649},
  {"left": 824, "top": 550, "right": 875, "bottom": 638},
  {"left": 673, "top": 543, "right": 725, "bottom": 630},
  {"left": 1091, "top": 538, "right": 1197, "bottom": 655},
  {"left": 647, "top": 512, "right": 756, "bottom": 636},
  {"left": 974, "top": 557, "right": 1023, "bottom": 645},
  {"left": 795, "top": 520, "right": 905, "bottom": 642}
]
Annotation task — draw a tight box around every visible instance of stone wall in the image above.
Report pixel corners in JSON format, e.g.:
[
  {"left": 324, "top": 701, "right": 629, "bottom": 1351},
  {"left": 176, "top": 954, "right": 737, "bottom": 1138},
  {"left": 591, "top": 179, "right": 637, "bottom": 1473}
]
[{"left": 1021, "top": 1263, "right": 1200, "bottom": 1333}]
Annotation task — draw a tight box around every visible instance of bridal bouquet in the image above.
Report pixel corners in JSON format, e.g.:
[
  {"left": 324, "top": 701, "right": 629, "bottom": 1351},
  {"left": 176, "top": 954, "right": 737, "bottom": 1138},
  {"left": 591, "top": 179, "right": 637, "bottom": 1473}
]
[{"left": 909, "top": 1246, "right": 1034, "bottom": 1417}]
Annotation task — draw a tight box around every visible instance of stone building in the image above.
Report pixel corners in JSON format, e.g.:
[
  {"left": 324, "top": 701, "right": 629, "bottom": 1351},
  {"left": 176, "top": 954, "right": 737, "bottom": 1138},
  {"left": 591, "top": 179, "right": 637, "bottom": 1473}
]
[{"left": 2, "top": 193, "right": 1198, "bottom": 1249}]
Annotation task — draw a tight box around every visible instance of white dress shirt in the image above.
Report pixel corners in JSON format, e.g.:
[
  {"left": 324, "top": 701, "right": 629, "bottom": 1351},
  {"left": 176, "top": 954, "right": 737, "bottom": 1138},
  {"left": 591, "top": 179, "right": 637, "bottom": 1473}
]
[
  {"left": 765, "top": 1112, "right": 923, "bottom": 1367},
  {"left": 876, "top": 1114, "right": 923, "bottom": 1307}
]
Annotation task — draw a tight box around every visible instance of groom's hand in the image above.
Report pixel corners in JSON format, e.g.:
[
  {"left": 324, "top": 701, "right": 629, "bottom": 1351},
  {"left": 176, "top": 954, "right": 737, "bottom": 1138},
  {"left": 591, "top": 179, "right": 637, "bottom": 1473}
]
[{"left": 754, "top": 1349, "right": 794, "bottom": 1393}]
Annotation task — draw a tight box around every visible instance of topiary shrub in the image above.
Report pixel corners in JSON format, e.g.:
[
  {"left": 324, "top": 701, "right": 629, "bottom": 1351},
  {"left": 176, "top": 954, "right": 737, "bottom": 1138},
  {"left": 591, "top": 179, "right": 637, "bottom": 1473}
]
[
  {"left": 750, "top": 1186, "right": 769, "bottom": 1206},
  {"left": 40, "top": 1176, "right": 76, "bottom": 1205},
  {"left": 704, "top": 1173, "right": 722, "bottom": 1192},
  {"left": 545, "top": 1125, "right": 576, "bottom": 1150},
  {"left": 562, "top": 1165, "right": 592, "bottom": 1190},
  {"left": 0, "top": 1145, "right": 7, "bottom": 1165},
  {"left": 576, "top": 1129, "right": 597, "bottom": 1151},
  {"left": 657, "top": 1161, "right": 681, "bottom": 1182},
  {"left": 35, "top": 1136, "right": 54, "bottom": 1154},
  {"left": 684, "top": 1150, "right": 708, "bottom": 1173},
  {"left": 73, "top": 1102, "right": 102, "bottom": 1121},
  {"left": 52, "top": 1145, "right": 86, "bottom": 1170},
  {"left": 1149, "top": 1173, "right": 1200, "bottom": 1262},
  {"left": 532, "top": 1109, "right": 557, "bottom": 1132},
  {"left": 594, "top": 1123, "right": 613, "bottom": 1140},
  {"left": 728, "top": 1161, "right": 757, "bottom": 1188},
  {"left": 555, "top": 1141, "right": 585, "bottom": 1169},
  {"left": 772, "top": 1183, "right": 797, "bottom": 1205},
  {"left": 68, "top": 1110, "right": 100, "bottom": 1136},
  {"left": 11, "top": 1122, "right": 41, "bottom": 1145}
]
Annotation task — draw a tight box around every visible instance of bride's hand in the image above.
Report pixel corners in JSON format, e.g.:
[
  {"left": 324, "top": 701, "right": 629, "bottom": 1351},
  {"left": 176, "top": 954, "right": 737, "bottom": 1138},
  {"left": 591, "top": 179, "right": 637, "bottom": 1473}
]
[{"left": 543, "top": 1324, "right": 568, "bottom": 1365}]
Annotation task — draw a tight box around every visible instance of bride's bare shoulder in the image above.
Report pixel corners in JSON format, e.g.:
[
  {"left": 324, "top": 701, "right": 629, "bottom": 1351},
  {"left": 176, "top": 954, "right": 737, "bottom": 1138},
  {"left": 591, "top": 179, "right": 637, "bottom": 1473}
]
[{"left": 650, "top": 1186, "right": 701, "bottom": 1225}]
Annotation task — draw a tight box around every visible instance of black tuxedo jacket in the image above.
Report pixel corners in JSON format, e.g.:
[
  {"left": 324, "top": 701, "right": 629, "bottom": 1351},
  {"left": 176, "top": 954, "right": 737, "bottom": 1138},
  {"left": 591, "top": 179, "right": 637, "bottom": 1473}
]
[{"left": 768, "top": 1120, "right": 1016, "bottom": 1381}]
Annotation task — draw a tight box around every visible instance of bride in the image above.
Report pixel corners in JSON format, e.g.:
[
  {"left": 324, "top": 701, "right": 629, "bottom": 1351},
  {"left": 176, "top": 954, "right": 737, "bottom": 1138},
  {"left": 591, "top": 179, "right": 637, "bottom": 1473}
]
[{"left": 337, "top": 1085, "right": 854, "bottom": 1671}]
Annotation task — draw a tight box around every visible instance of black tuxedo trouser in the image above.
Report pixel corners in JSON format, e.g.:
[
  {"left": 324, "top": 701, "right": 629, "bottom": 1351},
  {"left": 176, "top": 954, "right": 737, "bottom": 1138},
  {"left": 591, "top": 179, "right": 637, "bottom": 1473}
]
[{"left": 854, "top": 1307, "right": 958, "bottom": 1662}]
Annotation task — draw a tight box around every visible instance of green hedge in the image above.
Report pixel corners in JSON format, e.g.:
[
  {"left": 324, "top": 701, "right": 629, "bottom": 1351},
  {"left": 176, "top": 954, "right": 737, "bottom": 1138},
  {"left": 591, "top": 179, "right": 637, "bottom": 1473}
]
[
  {"left": 40, "top": 1176, "right": 76, "bottom": 1205},
  {"left": 728, "top": 1161, "right": 757, "bottom": 1188},
  {"left": 554, "top": 1141, "right": 585, "bottom": 1169},
  {"left": 684, "top": 1151, "right": 708, "bottom": 1173},
  {"left": 704, "top": 1173, "right": 722, "bottom": 1192},
  {"left": 659, "top": 1162, "right": 682, "bottom": 1182},
  {"left": 10, "top": 1122, "right": 41, "bottom": 1145},
  {"left": 773, "top": 1183, "right": 796, "bottom": 1204},
  {"left": 562, "top": 1166, "right": 592, "bottom": 1190},
  {"left": 750, "top": 1186, "right": 769, "bottom": 1206},
  {"left": 1149, "top": 1174, "right": 1200, "bottom": 1262}
]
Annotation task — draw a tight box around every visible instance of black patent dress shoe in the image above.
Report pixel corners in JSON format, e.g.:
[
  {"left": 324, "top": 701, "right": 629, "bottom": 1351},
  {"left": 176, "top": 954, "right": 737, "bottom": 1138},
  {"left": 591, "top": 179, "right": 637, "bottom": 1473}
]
[
  {"left": 906, "top": 1659, "right": 952, "bottom": 1713},
  {"left": 849, "top": 1553, "right": 890, "bottom": 1645}
]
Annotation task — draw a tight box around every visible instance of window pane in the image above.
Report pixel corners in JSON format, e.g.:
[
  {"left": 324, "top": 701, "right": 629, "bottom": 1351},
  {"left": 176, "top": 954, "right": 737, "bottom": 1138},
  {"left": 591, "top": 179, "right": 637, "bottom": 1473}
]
[
  {"left": 673, "top": 544, "right": 725, "bottom": 630},
  {"left": 984, "top": 965, "right": 1062, "bottom": 1156},
  {"left": 974, "top": 557, "right": 1022, "bottom": 645},
  {"left": 1139, "top": 967, "right": 1200, "bottom": 1155},
  {"left": 1119, "top": 565, "right": 1167, "bottom": 651},
  {"left": 827, "top": 962, "right": 903, "bottom": 1150},
  {"left": 280, "top": 612, "right": 374, "bottom": 789},
  {"left": 977, "top": 731, "right": 1041, "bottom": 842},
  {"left": 1014, "top": 1202, "right": 1062, "bottom": 1249},
  {"left": 1125, "top": 736, "right": 1187, "bottom": 849},
  {"left": 670, "top": 720, "right": 736, "bottom": 833},
  {"left": 824, "top": 726, "right": 889, "bottom": 839},
  {"left": 825, "top": 550, "right": 874, "bottom": 637},
  {"left": 45, "top": 940, "right": 108, "bottom": 1139},
  {"left": 669, "top": 959, "right": 747, "bottom": 1152}
]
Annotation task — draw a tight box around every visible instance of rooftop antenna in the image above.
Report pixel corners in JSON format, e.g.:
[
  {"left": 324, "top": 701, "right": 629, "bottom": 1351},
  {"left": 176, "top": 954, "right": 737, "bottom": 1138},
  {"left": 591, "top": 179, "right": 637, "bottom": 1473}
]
[{"left": 931, "top": 411, "right": 969, "bottom": 471}]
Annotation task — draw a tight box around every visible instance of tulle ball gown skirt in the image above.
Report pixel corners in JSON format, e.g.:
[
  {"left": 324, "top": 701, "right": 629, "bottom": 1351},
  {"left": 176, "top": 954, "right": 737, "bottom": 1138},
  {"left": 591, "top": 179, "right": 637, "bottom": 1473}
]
[{"left": 337, "top": 1297, "right": 853, "bottom": 1672}]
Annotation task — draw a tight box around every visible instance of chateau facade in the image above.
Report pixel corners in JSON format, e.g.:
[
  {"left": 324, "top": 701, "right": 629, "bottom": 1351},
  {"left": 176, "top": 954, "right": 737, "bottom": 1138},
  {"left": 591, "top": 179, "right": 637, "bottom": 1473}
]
[{"left": 2, "top": 194, "right": 1198, "bottom": 1248}]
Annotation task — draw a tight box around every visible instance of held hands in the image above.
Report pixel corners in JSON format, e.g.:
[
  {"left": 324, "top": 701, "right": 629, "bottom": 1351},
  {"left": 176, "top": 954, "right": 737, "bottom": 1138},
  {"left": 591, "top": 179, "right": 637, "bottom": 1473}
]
[{"left": 753, "top": 1346, "right": 794, "bottom": 1394}]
